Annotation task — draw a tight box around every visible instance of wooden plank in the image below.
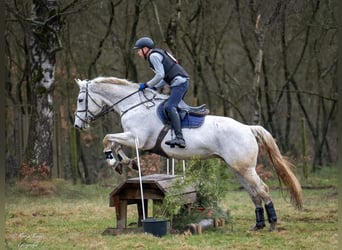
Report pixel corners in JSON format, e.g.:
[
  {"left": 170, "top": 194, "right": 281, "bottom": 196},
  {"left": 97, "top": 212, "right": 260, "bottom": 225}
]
[
  {"left": 112, "top": 189, "right": 164, "bottom": 202},
  {"left": 109, "top": 181, "right": 127, "bottom": 197},
  {"left": 127, "top": 174, "right": 179, "bottom": 183},
  {"left": 117, "top": 200, "right": 127, "bottom": 229}
]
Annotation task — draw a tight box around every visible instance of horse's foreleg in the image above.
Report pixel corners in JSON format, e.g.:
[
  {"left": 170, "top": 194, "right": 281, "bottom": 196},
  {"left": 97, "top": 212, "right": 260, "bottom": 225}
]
[
  {"left": 102, "top": 132, "right": 139, "bottom": 171},
  {"left": 103, "top": 131, "right": 135, "bottom": 158},
  {"left": 114, "top": 145, "right": 130, "bottom": 164},
  {"left": 103, "top": 131, "right": 136, "bottom": 148}
]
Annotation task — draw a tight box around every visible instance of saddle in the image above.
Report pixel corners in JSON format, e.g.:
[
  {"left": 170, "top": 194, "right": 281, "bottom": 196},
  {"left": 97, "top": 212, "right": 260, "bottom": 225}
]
[
  {"left": 149, "top": 100, "right": 209, "bottom": 157},
  {"left": 177, "top": 100, "right": 209, "bottom": 116},
  {"left": 157, "top": 100, "right": 209, "bottom": 128}
]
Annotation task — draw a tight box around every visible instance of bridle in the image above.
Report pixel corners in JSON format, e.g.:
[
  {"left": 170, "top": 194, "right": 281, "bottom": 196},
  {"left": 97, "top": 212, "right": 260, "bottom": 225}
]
[
  {"left": 75, "top": 82, "right": 102, "bottom": 125},
  {"left": 75, "top": 81, "right": 164, "bottom": 125}
]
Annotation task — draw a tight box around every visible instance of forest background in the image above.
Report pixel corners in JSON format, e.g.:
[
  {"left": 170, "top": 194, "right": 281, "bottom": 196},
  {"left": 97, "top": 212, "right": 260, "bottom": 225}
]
[{"left": 5, "top": 0, "right": 337, "bottom": 184}]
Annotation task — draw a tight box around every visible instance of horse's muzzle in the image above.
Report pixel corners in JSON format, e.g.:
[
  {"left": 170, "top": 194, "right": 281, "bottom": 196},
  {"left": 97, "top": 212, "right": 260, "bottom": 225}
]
[
  {"left": 74, "top": 124, "right": 82, "bottom": 130},
  {"left": 74, "top": 122, "right": 89, "bottom": 130}
]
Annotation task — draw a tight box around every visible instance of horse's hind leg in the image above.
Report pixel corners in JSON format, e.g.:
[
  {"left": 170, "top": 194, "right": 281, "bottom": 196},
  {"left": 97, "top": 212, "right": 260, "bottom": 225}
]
[
  {"left": 114, "top": 145, "right": 139, "bottom": 171},
  {"left": 234, "top": 168, "right": 277, "bottom": 231}
]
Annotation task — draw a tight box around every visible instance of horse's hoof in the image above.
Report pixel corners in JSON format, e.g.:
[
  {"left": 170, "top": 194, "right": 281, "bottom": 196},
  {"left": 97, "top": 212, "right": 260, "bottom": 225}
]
[
  {"left": 269, "top": 223, "right": 277, "bottom": 232},
  {"left": 249, "top": 225, "right": 265, "bottom": 231},
  {"left": 114, "top": 164, "right": 123, "bottom": 175},
  {"left": 131, "top": 160, "right": 138, "bottom": 171}
]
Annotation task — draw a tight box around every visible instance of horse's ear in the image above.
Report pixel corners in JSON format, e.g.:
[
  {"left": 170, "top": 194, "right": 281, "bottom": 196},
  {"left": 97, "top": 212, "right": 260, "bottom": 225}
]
[{"left": 75, "top": 79, "right": 82, "bottom": 88}]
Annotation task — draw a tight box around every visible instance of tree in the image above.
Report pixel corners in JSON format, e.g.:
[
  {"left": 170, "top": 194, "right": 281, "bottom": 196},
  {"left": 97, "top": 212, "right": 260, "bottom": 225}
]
[
  {"left": 5, "top": 0, "right": 337, "bottom": 182},
  {"left": 21, "top": 0, "right": 62, "bottom": 176},
  {"left": 5, "top": 0, "right": 94, "bottom": 178}
]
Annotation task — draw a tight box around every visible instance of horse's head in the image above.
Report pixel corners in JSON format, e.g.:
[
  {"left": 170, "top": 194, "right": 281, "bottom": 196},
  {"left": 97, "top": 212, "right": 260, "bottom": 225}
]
[
  {"left": 74, "top": 79, "right": 104, "bottom": 130},
  {"left": 73, "top": 76, "right": 165, "bottom": 130}
]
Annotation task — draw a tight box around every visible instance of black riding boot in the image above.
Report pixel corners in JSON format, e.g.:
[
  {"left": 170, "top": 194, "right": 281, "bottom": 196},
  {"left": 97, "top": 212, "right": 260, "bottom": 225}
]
[
  {"left": 165, "top": 108, "right": 186, "bottom": 148},
  {"left": 250, "top": 207, "right": 265, "bottom": 231},
  {"left": 265, "top": 201, "right": 277, "bottom": 231}
]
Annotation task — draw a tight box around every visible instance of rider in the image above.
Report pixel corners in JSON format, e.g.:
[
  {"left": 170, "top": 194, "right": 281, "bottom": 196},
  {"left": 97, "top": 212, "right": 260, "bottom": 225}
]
[{"left": 134, "top": 36, "right": 189, "bottom": 148}]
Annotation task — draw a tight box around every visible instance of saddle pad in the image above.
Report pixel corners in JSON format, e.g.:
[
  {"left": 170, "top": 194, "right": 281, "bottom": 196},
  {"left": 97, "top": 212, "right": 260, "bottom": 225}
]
[{"left": 157, "top": 103, "right": 205, "bottom": 128}]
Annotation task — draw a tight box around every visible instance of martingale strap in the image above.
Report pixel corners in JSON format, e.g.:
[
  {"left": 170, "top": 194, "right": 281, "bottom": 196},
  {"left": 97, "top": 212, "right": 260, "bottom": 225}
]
[{"left": 148, "top": 124, "right": 170, "bottom": 157}]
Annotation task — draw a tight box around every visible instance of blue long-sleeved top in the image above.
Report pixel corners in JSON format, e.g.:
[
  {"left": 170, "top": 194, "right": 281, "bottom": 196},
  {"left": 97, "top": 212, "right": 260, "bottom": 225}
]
[{"left": 146, "top": 52, "right": 188, "bottom": 90}]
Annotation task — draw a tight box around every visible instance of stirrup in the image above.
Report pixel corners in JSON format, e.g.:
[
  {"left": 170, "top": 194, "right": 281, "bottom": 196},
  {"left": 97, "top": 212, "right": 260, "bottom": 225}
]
[{"left": 165, "top": 138, "right": 186, "bottom": 148}]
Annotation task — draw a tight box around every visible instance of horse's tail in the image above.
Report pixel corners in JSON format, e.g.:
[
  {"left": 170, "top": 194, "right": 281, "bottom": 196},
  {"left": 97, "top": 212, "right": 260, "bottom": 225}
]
[{"left": 250, "top": 125, "right": 303, "bottom": 210}]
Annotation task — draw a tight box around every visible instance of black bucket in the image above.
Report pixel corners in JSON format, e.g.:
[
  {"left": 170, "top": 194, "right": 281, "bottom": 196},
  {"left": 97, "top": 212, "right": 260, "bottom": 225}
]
[{"left": 141, "top": 218, "right": 168, "bottom": 237}]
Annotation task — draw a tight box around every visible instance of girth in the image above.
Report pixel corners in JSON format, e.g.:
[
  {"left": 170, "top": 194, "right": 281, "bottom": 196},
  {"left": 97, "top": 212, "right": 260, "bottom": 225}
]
[{"left": 148, "top": 124, "right": 170, "bottom": 157}]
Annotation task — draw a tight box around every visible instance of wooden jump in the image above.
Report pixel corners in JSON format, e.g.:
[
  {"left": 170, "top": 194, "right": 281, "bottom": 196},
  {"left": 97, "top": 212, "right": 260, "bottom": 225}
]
[{"left": 103, "top": 174, "right": 196, "bottom": 235}]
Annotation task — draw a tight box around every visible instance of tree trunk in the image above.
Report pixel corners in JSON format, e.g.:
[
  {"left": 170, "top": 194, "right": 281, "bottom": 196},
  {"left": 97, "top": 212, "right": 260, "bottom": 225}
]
[{"left": 23, "top": 0, "right": 61, "bottom": 175}]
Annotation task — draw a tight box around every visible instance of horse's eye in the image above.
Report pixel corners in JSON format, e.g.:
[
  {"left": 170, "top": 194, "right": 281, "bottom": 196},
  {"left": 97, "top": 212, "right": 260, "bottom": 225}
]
[{"left": 78, "top": 99, "right": 84, "bottom": 103}]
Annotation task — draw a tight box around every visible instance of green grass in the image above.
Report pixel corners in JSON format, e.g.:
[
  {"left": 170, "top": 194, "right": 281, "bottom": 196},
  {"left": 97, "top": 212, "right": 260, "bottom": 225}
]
[{"left": 5, "top": 167, "right": 338, "bottom": 250}]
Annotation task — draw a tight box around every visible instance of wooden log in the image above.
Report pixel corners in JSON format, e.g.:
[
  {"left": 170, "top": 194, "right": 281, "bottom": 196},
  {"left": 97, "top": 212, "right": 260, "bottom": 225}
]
[{"left": 183, "top": 219, "right": 214, "bottom": 235}]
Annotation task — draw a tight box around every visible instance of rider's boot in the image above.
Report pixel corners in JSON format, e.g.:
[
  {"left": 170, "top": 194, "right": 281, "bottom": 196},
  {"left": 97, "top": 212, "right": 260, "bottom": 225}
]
[{"left": 165, "top": 108, "right": 186, "bottom": 148}]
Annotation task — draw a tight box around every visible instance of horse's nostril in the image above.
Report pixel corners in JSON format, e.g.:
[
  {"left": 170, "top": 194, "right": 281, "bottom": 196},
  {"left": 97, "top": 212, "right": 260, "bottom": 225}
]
[{"left": 74, "top": 124, "right": 80, "bottom": 129}]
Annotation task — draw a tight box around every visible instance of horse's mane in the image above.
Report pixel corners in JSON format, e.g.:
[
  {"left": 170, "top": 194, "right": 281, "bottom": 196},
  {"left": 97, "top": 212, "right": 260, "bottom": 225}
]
[
  {"left": 92, "top": 76, "right": 135, "bottom": 86},
  {"left": 91, "top": 76, "right": 168, "bottom": 99}
]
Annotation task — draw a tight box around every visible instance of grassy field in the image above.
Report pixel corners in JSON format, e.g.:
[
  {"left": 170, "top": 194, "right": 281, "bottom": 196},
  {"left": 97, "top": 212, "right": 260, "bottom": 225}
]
[{"left": 5, "top": 166, "right": 338, "bottom": 250}]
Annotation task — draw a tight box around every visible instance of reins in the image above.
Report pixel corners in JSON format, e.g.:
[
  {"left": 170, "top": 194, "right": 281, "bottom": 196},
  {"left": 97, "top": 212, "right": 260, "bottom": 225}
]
[
  {"left": 92, "top": 88, "right": 141, "bottom": 120},
  {"left": 120, "top": 92, "right": 165, "bottom": 117},
  {"left": 76, "top": 81, "right": 165, "bottom": 124}
]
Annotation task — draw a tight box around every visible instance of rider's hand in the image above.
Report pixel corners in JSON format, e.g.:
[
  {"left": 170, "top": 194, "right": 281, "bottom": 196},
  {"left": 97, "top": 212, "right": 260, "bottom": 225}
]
[{"left": 138, "top": 83, "right": 147, "bottom": 91}]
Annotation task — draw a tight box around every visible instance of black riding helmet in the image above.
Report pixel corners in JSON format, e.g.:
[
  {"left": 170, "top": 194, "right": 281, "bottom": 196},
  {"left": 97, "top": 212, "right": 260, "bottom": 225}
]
[{"left": 133, "top": 37, "right": 154, "bottom": 49}]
